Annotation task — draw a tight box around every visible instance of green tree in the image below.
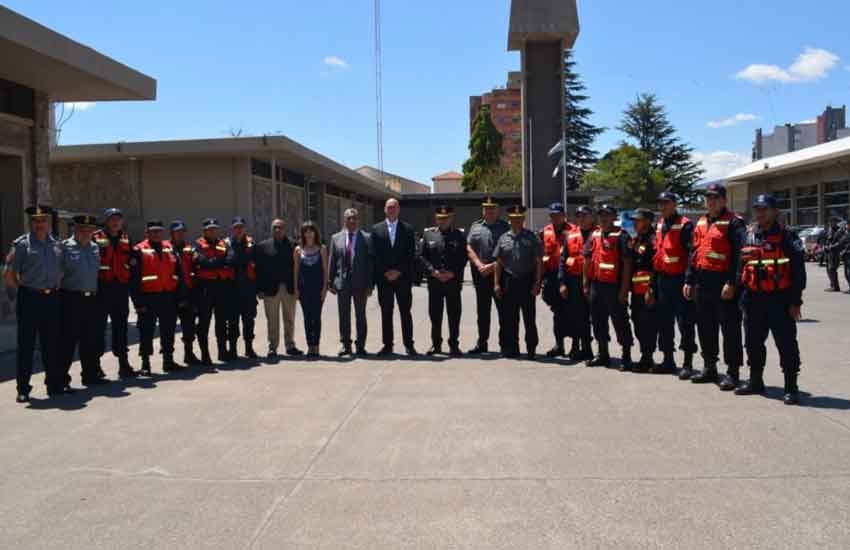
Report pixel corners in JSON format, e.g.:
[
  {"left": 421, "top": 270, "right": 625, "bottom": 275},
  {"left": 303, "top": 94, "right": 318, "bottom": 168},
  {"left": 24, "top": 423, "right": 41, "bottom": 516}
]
[
  {"left": 618, "top": 93, "right": 704, "bottom": 203},
  {"left": 581, "top": 144, "right": 666, "bottom": 209},
  {"left": 558, "top": 49, "right": 604, "bottom": 190},
  {"left": 477, "top": 160, "right": 522, "bottom": 193},
  {"left": 462, "top": 105, "right": 504, "bottom": 192}
]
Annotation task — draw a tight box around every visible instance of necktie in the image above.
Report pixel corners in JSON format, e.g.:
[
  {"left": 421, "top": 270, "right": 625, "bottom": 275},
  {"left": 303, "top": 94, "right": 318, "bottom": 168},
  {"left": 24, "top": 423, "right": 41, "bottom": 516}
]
[{"left": 345, "top": 233, "right": 353, "bottom": 271}]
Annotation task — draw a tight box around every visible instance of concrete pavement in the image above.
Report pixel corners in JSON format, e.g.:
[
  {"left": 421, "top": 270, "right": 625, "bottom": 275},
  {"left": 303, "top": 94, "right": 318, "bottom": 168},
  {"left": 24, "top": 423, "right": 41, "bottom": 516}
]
[{"left": 1, "top": 264, "right": 849, "bottom": 549}]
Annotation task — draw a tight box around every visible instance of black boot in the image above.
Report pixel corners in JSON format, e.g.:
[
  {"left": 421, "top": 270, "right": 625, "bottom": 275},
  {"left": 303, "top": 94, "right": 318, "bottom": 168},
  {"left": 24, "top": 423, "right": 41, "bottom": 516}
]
[
  {"left": 679, "top": 352, "right": 695, "bottom": 380},
  {"left": 183, "top": 344, "right": 202, "bottom": 366},
  {"left": 619, "top": 348, "right": 633, "bottom": 372},
  {"left": 719, "top": 368, "right": 740, "bottom": 391},
  {"left": 637, "top": 354, "right": 655, "bottom": 373},
  {"left": 200, "top": 345, "right": 213, "bottom": 367},
  {"left": 783, "top": 371, "right": 800, "bottom": 405},
  {"left": 245, "top": 341, "right": 258, "bottom": 359},
  {"left": 140, "top": 356, "right": 152, "bottom": 376},
  {"left": 651, "top": 353, "right": 674, "bottom": 374},
  {"left": 691, "top": 364, "right": 719, "bottom": 384},
  {"left": 163, "top": 354, "right": 183, "bottom": 372},
  {"left": 735, "top": 368, "right": 766, "bottom": 395},
  {"left": 566, "top": 339, "right": 581, "bottom": 360},
  {"left": 574, "top": 337, "right": 594, "bottom": 361},
  {"left": 228, "top": 340, "right": 239, "bottom": 361},
  {"left": 118, "top": 355, "right": 138, "bottom": 378},
  {"left": 587, "top": 342, "right": 610, "bottom": 367},
  {"left": 217, "top": 343, "right": 229, "bottom": 363},
  {"left": 546, "top": 339, "right": 564, "bottom": 358}
]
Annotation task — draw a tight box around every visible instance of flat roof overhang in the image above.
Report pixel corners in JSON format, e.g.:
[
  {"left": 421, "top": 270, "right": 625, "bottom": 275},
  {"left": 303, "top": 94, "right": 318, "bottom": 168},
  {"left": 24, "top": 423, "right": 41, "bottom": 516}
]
[
  {"left": 0, "top": 6, "right": 156, "bottom": 101},
  {"left": 727, "top": 138, "right": 850, "bottom": 187},
  {"left": 51, "top": 137, "right": 398, "bottom": 200},
  {"left": 507, "top": 0, "right": 579, "bottom": 51}
]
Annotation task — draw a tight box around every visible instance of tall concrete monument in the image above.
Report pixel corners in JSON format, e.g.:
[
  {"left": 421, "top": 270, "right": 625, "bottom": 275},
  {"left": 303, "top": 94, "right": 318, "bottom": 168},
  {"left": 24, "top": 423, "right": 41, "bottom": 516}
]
[{"left": 508, "top": 0, "right": 579, "bottom": 218}]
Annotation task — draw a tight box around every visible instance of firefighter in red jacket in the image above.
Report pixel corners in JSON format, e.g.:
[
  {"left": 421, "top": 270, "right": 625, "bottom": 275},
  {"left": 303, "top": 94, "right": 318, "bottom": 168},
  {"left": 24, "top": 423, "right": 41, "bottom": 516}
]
[
  {"left": 736, "top": 194, "right": 806, "bottom": 405},
  {"left": 193, "top": 218, "right": 236, "bottom": 365},
  {"left": 629, "top": 208, "right": 658, "bottom": 373},
  {"left": 654, "top": 191, "right": 698, "bottom": 378},
  {"left": 683, "top": 183, "right": 746, "bottom": 390},
  {"left": 539, "top": 203, "right": 572, "bottom": 357},
  {"left": 583, "top": 204, "right": 634, "bottom": 370},
  {"left": 93, "top": 208, "right": 137, "bottom": 379},
  {"left": 226, "top": 217, "right": 259, "bottom": 359},
  {"left": 129, "top": 220, "right": 185, "bottom": 374},
  {"left": 170, "top": 220, "right": 201, "bottom": 366},
  {"left": 558, "top": 205, "right": 596, "bottom": 361}
]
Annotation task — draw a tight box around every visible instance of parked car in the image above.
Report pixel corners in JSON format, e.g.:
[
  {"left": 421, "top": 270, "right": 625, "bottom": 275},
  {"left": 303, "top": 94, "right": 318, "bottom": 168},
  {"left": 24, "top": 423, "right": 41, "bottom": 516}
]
[{"left": 799, "top": 226, "right": 825, "bottom": 262}]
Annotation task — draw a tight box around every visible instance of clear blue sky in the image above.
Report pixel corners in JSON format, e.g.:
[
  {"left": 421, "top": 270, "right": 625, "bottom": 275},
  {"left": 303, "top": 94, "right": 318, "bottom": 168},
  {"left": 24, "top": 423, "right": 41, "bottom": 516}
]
[{"left": 9, "top": 0, "right": 850, "bottom": 185}]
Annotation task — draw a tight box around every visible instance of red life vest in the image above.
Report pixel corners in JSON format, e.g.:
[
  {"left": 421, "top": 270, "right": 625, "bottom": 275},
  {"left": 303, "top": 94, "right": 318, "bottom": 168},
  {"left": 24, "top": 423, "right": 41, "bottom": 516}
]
[
  {"left": 693, "top": 210, "right": 738, "bottom": 273},
  {"left": 740, "top": 225, "right": 792, "bottom": 293},
  {"left": 93, "top": 230, "right": 131, "bottom": 284},
  {"left": 541, "top": 223, "right": 571, "bottom": 273},
  {"left": 135, "top": 240, "right": 178, "bottom": 294},
  {"left": 654, "top": 215, "right": 690, "bottom": 276},
  {"left": 564, "top": 225, "right": 595, "bottom": 277},
  {"left": 174, "top": 242, "right": 195, "bottom": 289},
  {"left": 194, "top": 238, "right": 234, "bottom": 281},
  {"left": 631, "top": 235, "right": 654, "bottom": 295},
  {"left": 588, "top": 229, "right": 623, "bottom": 284}
]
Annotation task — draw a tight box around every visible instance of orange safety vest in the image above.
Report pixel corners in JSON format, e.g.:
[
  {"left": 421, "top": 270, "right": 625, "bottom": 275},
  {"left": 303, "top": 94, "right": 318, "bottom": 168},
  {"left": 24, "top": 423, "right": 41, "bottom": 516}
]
[
  {"left": 135, "top": 240, "right": 179, "bottom": 294},
  {"left": 740, "top": 225, "right": 792, "bottom": 293},
  {"left": 631, "top": 235, "right": 654, "bottom": 296},
  {"left": 564, "top": 225, "right": 595, "bottom": 277},
  {"left": 588, "top": 229, "right": 623, "bottom": 284},
  {"left": 693, "top": 210, "right": 738, "bottom": 273},
  {"left": 174, "top": 243, "right": 195, "bottom": 289},
  {"left": 194, "top": 238, "right": 234, "bottom": 281},
  {"left": 228, "top": 235, "right": 257, "bottom": 282},
  {"left": 654, "top": 215, "right": 690, "bottom": 276},
  {"left": 541, "top": 223, "right": 571, "bottom": 273},
  {"left": 93, "top": 230, "right": 131, "bottom": 284}
]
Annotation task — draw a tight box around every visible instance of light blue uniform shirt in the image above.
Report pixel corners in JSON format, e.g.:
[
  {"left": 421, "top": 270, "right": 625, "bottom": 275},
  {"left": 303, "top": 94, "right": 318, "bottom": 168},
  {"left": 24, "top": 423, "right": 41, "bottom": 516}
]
[
  {"left": 7, "top": 233, "right": 61, "bottom": 290},
  {"left": 58, "top": 237, "right": 100, "bottom": 292}
]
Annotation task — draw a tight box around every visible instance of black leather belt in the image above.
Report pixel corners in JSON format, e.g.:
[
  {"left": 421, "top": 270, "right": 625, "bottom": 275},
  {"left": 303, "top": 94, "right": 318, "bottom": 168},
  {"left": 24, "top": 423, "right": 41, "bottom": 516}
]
[
  {"left": 22, "top": 286, "right": 58, "bottom": 295},
  {"left": 61, "top": 289, "right": 96, "bottom": 297}
]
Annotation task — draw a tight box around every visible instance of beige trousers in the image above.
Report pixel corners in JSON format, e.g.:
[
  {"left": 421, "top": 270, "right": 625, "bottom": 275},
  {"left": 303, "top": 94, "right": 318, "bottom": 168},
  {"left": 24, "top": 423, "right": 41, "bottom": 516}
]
[{"left": 263, "top": 284, "right": 297, "bottom": 352}]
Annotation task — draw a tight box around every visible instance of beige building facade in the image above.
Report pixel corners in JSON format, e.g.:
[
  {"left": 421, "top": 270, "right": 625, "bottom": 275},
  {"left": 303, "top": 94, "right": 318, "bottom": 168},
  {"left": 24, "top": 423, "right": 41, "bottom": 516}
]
[
  {"left": 50, "top": 137, "right": 397, "bottom": 243},
  {"left": 726, "top": 136, "right": 850, "bottom": 226},
  {"left": 431, "top": 171, "right": 463, "bottom": 194}
]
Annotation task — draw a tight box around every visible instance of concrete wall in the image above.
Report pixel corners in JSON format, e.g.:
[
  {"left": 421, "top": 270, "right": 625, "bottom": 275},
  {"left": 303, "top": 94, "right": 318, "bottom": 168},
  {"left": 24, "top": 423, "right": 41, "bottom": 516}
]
[{"left": 433, "top": 179, "right": 462, "bottom": 194}]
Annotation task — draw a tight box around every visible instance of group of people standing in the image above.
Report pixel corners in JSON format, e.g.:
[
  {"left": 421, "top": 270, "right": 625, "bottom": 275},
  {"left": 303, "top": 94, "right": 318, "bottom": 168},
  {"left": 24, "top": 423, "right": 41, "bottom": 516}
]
[{"left": 6, "top": 185, "right": 807, "bottom": 406}]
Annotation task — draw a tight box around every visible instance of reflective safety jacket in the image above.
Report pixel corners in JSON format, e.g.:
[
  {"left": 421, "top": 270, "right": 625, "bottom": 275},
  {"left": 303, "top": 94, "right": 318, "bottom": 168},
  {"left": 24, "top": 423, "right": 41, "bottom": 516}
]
[
  {"left": 563, "top": 226, "right": 595, "bottom": 277},
  {"left": 588, "top": 229, "right": 624, "bottom": 284},
  {"left": 693, "top": 210, "right": 738, "bottom": 273},
  {"left": 175, "top": 243, "right": 195, "bottom": 289},
  {"left": 654, "top": 215, "right": 690, "bottom": 276},
  {"left": 541, "top": 223, "right": 571, "bottom": 273},
  {"left": 741, "top": 225, "right": 792, "bottom": 293},
  {"left": 194, "top": 238, "right": 234, "bottom": 281},
  {"left": 135, "top": 240, "right": 178, "bottom": 293},
  {"left": 93, "top": 230, "right": 131, "bottom": 284}
]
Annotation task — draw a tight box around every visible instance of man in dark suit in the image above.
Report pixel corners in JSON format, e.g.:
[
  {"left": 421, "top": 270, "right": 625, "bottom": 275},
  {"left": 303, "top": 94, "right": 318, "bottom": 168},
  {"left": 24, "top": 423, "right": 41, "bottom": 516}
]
[
  {"left": 328, "top": 208, "right": 374, "bottom": 356},
  {"left": 372, "top": 198, "right": 418, "bottom": 356},
  {"left": 254, "top": 218, "right": 303, "bottom": 359}
]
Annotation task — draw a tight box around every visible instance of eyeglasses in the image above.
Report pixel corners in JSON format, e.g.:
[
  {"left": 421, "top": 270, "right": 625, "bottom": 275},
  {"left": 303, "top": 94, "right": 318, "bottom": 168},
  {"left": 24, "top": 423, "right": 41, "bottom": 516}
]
[{"left": 272, "top": 226, "right": 285, "bottom": 231}]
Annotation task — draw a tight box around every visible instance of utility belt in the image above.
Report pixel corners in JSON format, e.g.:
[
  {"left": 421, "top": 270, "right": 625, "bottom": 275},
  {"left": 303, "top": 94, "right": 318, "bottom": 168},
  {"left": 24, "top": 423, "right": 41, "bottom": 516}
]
[
  {"left": 60, "top": 289, "right": 97, "bottom": 297},
  {"left": 20, "top": 286, "right": 58, "bottom": 296}
]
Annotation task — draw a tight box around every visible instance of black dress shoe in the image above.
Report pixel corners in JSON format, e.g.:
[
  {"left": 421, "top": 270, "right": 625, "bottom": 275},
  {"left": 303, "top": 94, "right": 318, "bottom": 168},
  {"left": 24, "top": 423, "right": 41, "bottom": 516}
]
[
  {"left": 377, "top": 346, "right": 394, "bottom": 357},
  {"left": 718, "top": 373, "right": 739, "bottom": 391},
  {"left": 678, "top": 366, "right": 696, "bottom": 380},
  {"left": 118, "top": 368, "right": 139, "bottom": 379},
  {"left": 569, "top": 349, "right": 593, "bottom": 361},
  {"left": 356, "top": 347, "right": 369, "bottom": 357},
  {"left": 201, "top": 353, "right": 214, "bottom": 366},
  {"left": 16, "top": 393, "right": 30, "bottom": 403},
  {"left": 449, "top": 346, "right": 463, "bottom": 357},
  {"left": 287, "top": 347, "right": 304, "bottom": 356},
  {"left": 406, "top": 346, "right": 419, "bottom": 357},
  {"left": 83, "top": 378, "right": 110, "bottom": 386},
  {"left": 545, "top": 346, "right": 564, "bottom": 358},
  {"left": 338, "top": 347, "right": 353, "bottom": 357},
  {"left": 734, "top": 379, "right": 766, "bottom": 395},
  {"left": 163, "top": 359, "right": 185, "bottom": 372},
  {"left": 503, "top": 350, "right": 521, "bottom": 359},
  {"left": 784, "top": 391, "right": 800, "bottom": 405},
  {"left": 427, "top": 346, "right": 442, "bottom": 356},
  {"left": 62, "top": 385, "right": 76, "bottom": 395},
  {"left": 586, "top": 355, "right": 610, "bottom": 367},
  {"left": 690, "top": 368, "right": 719, "bottom": 384},
  {"left": 467, "top": 344, "right": 488, "bottom": 355},
  {"left": 527, "top": 349, "right": 537, "bottom": 360},
  {"left": 267, "top": 350, "right": 279, "bottom": 360},
  {"left": 140, "top": 359, "right": 152, "bottom": 376}
]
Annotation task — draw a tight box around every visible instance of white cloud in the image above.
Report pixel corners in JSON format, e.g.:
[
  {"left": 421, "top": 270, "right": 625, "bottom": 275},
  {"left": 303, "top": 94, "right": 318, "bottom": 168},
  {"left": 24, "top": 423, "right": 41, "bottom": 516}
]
[
  {"left": 323, "top": 55, "right": 349, "bottom": 69},
  {"left": 736, "top": 47, "right": 839, "bottom": 84},
  {"left": 62, "top": 101, "right": 95, "bottom": 111},
  {"left": 799, "top": 119, "right": 817, "bottom": 124},
  {"left": 692, "top": 151, "right": 751, "bottom": 181},
  {"left": 707, "top": 113, "right": 759, "bottom": 129}
]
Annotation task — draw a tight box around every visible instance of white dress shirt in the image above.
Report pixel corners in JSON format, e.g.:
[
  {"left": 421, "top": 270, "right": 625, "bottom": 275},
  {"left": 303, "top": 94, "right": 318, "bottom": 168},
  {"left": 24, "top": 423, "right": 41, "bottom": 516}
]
[{"left": 386, "top": 218, "right": 398, "bottom": 247}]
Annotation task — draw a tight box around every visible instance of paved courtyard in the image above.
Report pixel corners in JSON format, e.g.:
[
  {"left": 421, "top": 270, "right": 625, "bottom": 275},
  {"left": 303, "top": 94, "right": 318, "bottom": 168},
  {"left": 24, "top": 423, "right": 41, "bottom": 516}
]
[{"left": 1, "top": 264, "right": 849, "bottom": 549}]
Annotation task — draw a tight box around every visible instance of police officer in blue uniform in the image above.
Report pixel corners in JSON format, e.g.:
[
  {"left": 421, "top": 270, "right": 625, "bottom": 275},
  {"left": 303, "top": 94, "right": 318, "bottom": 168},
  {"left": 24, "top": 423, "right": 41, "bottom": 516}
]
[
  {"left": 735, "top": 195, "right": 806, "bottom": 405},
  {"left": 58, "top": 214, "right": 105, "bottom": 389},
  {"left": 4, "top": 206, "right": 63, "bottom": 402}
]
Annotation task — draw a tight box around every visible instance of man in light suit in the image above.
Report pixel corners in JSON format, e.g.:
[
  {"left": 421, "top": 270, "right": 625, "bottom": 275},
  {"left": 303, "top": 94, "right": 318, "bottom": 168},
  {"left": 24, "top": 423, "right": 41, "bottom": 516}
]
[
  {"left": 372, "top": 198, "right": 418, "bottom": 357},
  {"left": 328, "top": 208, "right": 374, "bottom": 357}
]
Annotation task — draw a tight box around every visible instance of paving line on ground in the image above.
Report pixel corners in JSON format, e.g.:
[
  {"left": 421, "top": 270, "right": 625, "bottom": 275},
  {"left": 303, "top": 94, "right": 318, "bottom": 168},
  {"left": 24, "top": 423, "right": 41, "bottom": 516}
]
[{"left": 244, "top": 363, "right": 390, "bottom": 550}]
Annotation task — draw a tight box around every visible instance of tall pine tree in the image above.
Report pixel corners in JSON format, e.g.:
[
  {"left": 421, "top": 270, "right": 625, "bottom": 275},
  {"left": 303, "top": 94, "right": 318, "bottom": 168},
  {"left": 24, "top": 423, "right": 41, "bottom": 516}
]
[
  {"left": 618, "top": 93, "right": 704, "bottom": 203},
  {"left": 559, "top": 49, "right": 604, "bottom": 191},
  {"left": 462, "top": 105, "right": 504, "bottom": 192}
]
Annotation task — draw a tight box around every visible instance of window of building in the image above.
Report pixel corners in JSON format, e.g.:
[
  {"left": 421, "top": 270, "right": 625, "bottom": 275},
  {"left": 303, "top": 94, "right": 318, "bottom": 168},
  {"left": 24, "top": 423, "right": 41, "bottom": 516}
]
[
  {"left": 0, "top": 79, "right": 34, "bottom": 119},
  {"left": 495, "top": 103, "right": 507, "bottom": 110},
  {"left": 795, "top": 184, "right": 819, "bottom": 226},
  {"left": 773, "top": 188, "right": 792, "bottom": 220},
  {"left": 251, "top": 158, "right": 272, "bottom": 179},
  {"left": 823, "top": 180, "right": 849, "bottom": 222}
]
